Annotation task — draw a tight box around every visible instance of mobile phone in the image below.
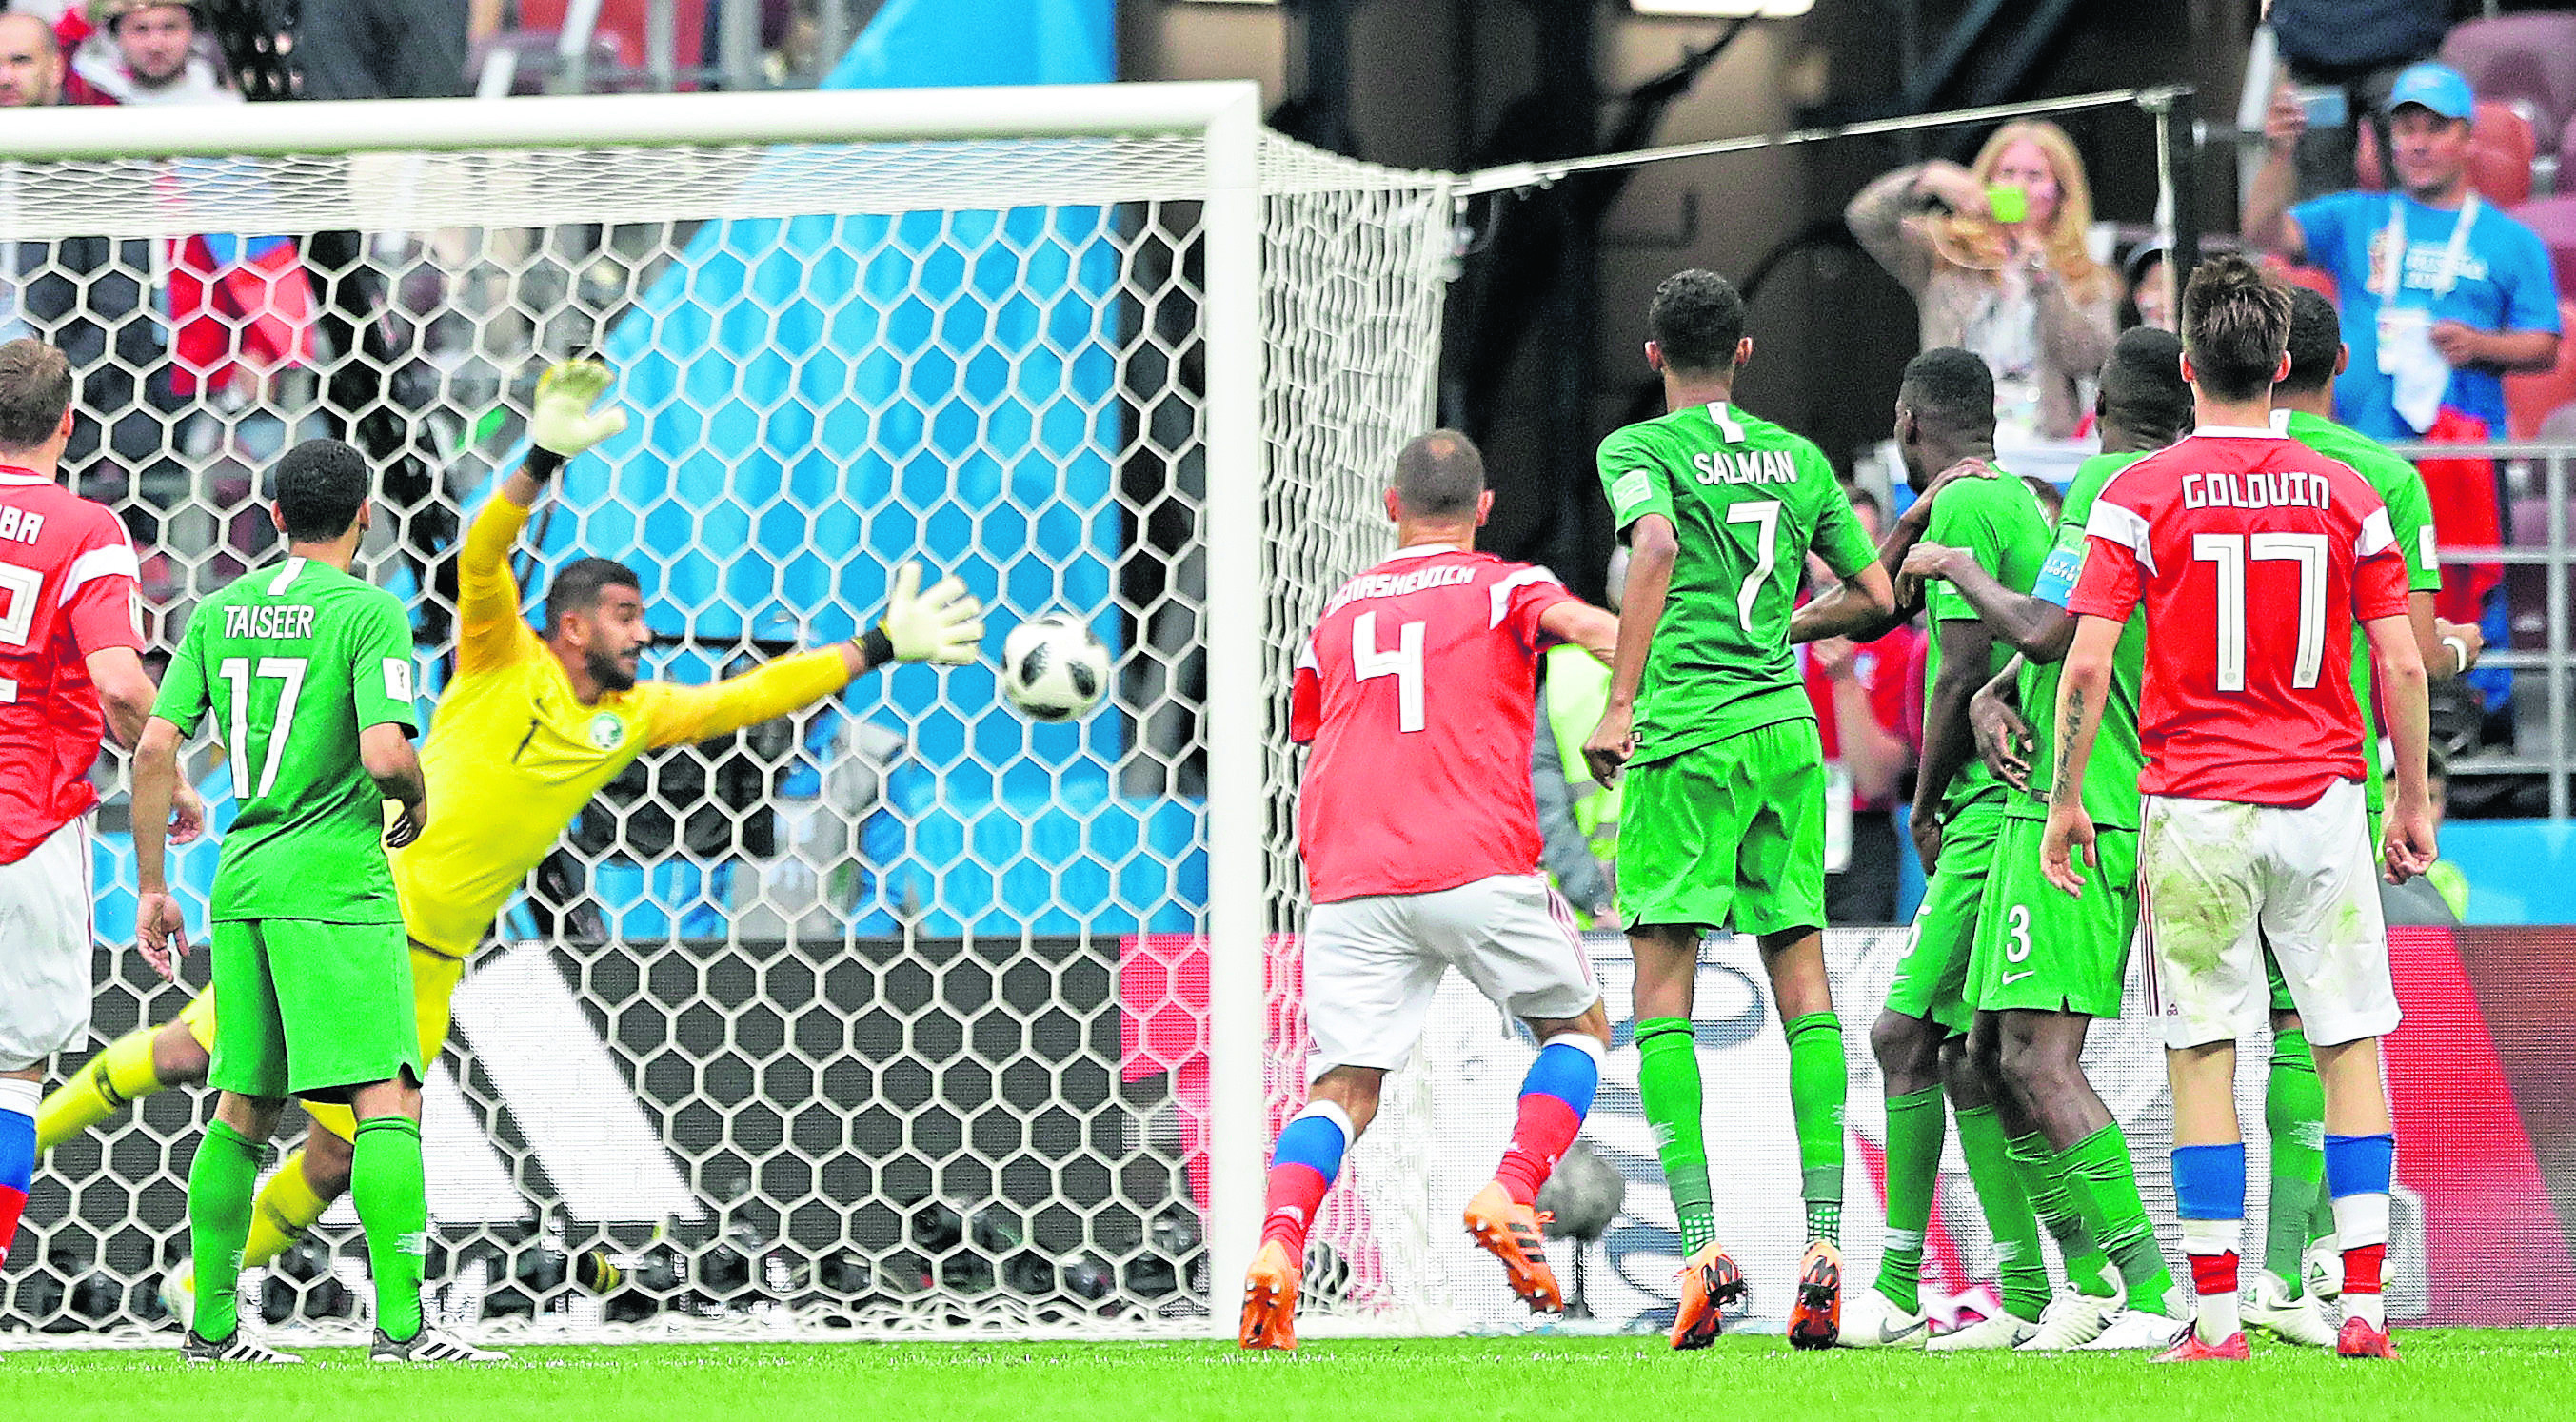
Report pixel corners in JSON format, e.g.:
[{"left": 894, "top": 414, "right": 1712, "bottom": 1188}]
[
  {"left": 2298, "top": 85, "right": 2348, "bottom": 129},
  {"left": 1986, "top": 185, "right": 2028, "bottom": 225}
]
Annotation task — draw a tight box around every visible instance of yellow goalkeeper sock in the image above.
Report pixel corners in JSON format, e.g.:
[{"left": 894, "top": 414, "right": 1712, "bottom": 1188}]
[
  {"left": 242, "top": 1150, "right": 334, "bottom": 1270},
  {"left": 37, "top": 1023, "right": 168, "bottom": 1152}
]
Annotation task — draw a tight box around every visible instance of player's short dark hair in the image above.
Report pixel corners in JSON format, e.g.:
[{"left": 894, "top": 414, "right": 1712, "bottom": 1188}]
[
  {"left": 2098, "top": 326, "right": 2191, "bottom": 445},
  {"left": 1844, "top": 483, "right": 1884, "bottom": 523},
  {"left": 2181, "top": 254, "right": 2291, "bottom": 403},
  {"left": 546, "top": 556, "right": 642, "bottom": 633},
  {"left": 273, "top": 438, "right": 370, "bottom": 542},
  {"left": 1647, "top": 268, "right": 1746, "bottom": 375},
  {"left": 0, "top": 338, "right": 73, "bottom": 451},
  {"left": 1391, "top": 428, "right": 1484, "bottom": 518},
  {"left": 2281, "top": 286, "right": 2344, "bottom": 394},
  {"left": 1898, "top": 346, "right": 1996, "bottom": 441}
]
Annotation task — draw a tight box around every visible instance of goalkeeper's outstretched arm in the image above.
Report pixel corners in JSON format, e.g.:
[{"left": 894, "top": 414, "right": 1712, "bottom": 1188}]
[
  {"left": 504, "top": 359, "right": 628, "bottom": 510},
  {"left": 646, "top": 563, "right": 986, "bottom": 747},
  {"left": 457, "top": 360, "right": 634, "bottom": 673}
]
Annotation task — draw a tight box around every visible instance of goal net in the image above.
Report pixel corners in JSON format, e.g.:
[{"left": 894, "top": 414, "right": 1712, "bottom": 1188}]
[
  {"left": 7, "top": 83, "right": 1463, "bottom": 1342},
  {"left": 9, "top": 82, "right": 2494, "bottom": 1349}
]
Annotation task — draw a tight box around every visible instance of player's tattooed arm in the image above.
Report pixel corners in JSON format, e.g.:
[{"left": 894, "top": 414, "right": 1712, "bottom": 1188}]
[
  {"left": 1970, "top": 657, "right": 2033, "bottom": 792},
  {"left": 1584, "top": 516, "right": 1677, "bottom": 784},
  {"left": 1897, "top": 543, "right": 2075, "bottom": 662}
]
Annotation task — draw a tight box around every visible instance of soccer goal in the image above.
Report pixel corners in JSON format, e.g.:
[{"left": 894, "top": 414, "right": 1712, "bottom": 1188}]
[{"left": 4, "top": 81, "right": 1467, "bottom": 1343}]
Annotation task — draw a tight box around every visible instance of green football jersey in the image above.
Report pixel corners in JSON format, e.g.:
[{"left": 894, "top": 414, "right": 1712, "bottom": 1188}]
[
  {"left": 1920, "top": 467, "right": 2054, "bottom": 816},
  {"left": 2009, "top": 453, "right": 2150, "bottom": 830},
  {"left": 154, "top": 555, "right": 420, "bottom": 923},
  {"left": 2284, "top": 409, "right": 2444, "bottom": 817},
  {"left": 1598, "top": 402, "right": 1878, "bottom": 764}
]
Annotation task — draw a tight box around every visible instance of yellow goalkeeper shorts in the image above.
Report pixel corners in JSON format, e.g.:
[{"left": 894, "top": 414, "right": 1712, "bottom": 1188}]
[{"left": 179, "top": 941, "right": 464, "bottom": 1141}]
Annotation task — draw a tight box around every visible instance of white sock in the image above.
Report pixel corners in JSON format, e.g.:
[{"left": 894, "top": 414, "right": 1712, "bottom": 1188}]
[
  {"left": 2331, "top": 1192, "right": 2390, "bottom": 1252},
  {"left": 2179, "top": 1217, "right": 2241, "bottom": 1344},
  {"left": 2332, "top": 1191, "right": 2392, "bottom": 1329}
]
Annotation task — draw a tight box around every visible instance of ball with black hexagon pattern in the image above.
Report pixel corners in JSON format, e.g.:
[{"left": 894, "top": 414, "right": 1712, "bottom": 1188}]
[{"left": 1001, "top": 613, "right": 1111, "bottom": 721}]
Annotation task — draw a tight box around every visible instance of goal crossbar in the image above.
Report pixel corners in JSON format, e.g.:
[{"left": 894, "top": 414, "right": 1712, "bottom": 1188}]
[{"left": 0, "top": 80, "right": 1267, "bottom": 160}]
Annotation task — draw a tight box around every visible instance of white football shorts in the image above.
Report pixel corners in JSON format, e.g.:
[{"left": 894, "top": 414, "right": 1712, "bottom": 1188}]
[
  {"left": 2138, "top": 780, "right": 2399, "bottom": 1050},
  {"left": 1301, "top": 872, "right": 1600, "bottom": 1078},
  {"left": 0, "top": 813, "right": 96, "bottom": 1071}
]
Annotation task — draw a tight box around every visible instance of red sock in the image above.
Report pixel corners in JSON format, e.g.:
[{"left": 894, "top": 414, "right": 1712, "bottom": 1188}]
[
  {"left": 1259, "top": 1163, "right": 1330, "bottom": 1255},
  {"left": 2344, "top": 1242, "right": 2386, "bottom": 1296},
  {"left": 2189, "top": 1249, "right": 2239, "bottom": 1298},
  {"left": 1494, "top": 1093, "right": 1582, "bottom": 1206},
  {"left": 0, "top": 1185, "right": 24, "bottom": 1271}
]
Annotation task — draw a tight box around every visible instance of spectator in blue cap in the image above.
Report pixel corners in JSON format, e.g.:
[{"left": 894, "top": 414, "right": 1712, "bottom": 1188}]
[{"left": 2245, "top": 60, "right": 2563, "bottom": 441}]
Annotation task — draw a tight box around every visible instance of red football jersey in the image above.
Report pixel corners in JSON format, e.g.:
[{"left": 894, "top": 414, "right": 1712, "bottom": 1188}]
[
  {"left": 1292, "top": 545, "right": 1577, "bottom": 901},
  {"left": 1802, "top": 622, "right": 1922, "bottom": 812},
  {"left": 2066, "top": 426, "right": 2410, "bottom": 807},
  {"left": 0, "top": 466, "right": 143, "bottom": 863}
]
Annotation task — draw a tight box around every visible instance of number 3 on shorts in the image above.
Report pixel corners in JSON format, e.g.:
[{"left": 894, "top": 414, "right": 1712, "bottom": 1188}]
[{"left": 2005, "top": 903, "right": 2032, "bottom": 963}]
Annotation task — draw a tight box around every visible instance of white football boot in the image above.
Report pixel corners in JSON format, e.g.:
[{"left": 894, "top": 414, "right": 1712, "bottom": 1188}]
[
  {"left": 2019, "top": 1269, "right": 2125, "bottom": 1351},
  {"left": 1833, "top": 1285, "right": 1932, "bottom": 1349},
  {"left": 2077, "top": 1306, "right": 2192, "bottom": 1351},
  {"left": 1929, "top": 1311, "right": 2038, "bottom": 1351},
  {"left": 2243, "top": 1271, "right": 2338, "bottom": 1348}
]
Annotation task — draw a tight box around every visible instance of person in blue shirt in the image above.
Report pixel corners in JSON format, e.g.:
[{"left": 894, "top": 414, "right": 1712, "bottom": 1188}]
[{"left": 2245, "top": 61, "right": 2562, "bottom": 440}]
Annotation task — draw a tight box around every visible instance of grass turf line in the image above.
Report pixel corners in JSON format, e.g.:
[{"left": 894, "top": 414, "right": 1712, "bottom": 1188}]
[{"left": 0, "top": 1331, "right": 2560, "bottom": 1422}]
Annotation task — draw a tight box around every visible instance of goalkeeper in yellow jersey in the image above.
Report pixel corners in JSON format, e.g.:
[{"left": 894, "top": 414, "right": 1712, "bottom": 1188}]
[{"left": 39, "top": 361, "right": 984, "bottom": 1325}]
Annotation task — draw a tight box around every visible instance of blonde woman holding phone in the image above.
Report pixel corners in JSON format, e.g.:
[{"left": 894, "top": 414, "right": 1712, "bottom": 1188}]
[{"left": 1847, "top": 121, "right": 2121, "bottom": 442}]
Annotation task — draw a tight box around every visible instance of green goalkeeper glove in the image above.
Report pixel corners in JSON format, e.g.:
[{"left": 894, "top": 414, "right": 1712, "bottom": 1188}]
[
  {"left": 531, "top": 359, "right": 629, "bottom": 456},
  {"left": 877, "top": 563, "right": 984, "bottom": 665}
]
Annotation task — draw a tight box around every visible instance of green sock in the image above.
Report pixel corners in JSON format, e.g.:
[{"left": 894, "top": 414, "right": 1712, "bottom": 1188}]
[
  {"left": 188, "top": 1118, "right": 265, "bottom": 1343},
  {"left": 353, "top": 1116, "right": 429, "bottom": 1342},
  {"left": 1784, "top": 1012, "right": 1847, "bottom": 1245},
  {"left": 2009, "top": 1131, "right": 2116, "bottom": 1298},
  {"left": 2265, "top": 1028, "right": 2327, "bottom": 1297},
  {"left": 1954, "top": 1103, "right": 2049, "bottom": 1322},
  {"left": 1635, "top": 1017, "right": 1715, "bottom": 1254},
  {"left": 1873, "top": 1086, "right": 1944, "bottom": 1313},
  {"left": 2060, "top": 1121, "right": 2179, "bottom": 1316}
]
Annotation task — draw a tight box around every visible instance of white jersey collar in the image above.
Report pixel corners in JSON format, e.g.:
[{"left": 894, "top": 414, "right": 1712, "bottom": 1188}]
[{"left": 1383, "top": 542, "right": 1471, "bottom": 563}]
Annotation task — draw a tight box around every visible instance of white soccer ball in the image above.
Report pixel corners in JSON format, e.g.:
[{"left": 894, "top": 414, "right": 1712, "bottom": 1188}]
[{"left": 1001, "top": 613, "right": 1112, "bottom": 722}]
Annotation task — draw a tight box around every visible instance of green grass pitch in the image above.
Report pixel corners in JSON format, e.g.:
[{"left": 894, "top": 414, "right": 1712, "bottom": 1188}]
[{"left": 1, "top": 1332, "right": 2565, "bottom": 1422}]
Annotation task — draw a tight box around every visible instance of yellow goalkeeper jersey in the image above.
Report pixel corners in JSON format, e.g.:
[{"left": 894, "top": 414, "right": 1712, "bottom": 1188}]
[{"left": 391, "top": 496, "right": 853, "bottom": 958}]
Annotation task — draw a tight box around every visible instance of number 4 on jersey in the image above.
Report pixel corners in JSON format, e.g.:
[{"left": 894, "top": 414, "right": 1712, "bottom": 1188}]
[{"left": 1352, "top": 611, "right": 1425, "bottom": 732}]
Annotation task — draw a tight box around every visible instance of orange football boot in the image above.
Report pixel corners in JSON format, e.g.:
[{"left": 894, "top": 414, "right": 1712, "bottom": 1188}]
[
  {"left": 1787, "top": 1239, "right": 1843, "bottom": 1350},
  {"left": 1669, "top": 1239, "right": 1749, "bottom": 1350},
  {"left": 1463, "top": 1181, "right": 1564, "bottom": 1313},
  {"left": 2336, "top": 1316, "right": 2401, "bottom": 1359},
  {"left": 1238, "top": 1239, "right": 1300, "bottom": 1351},
  {"left": 2152, "top": 1329, "right": 2250, "bottom": 1362}
]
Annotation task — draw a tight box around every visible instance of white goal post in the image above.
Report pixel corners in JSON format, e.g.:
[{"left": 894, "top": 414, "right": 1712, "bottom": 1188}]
[{"left": 0, "top": 81, "right": 1460, "bottom": 1343}]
